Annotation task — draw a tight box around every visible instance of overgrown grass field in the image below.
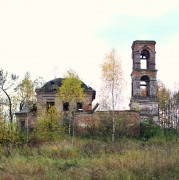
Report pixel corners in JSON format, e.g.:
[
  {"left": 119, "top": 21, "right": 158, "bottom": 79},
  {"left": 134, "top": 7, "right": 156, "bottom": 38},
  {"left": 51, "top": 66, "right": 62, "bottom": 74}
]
[{"left": 0, "top": 134, "right": 178, "bottom": 180}]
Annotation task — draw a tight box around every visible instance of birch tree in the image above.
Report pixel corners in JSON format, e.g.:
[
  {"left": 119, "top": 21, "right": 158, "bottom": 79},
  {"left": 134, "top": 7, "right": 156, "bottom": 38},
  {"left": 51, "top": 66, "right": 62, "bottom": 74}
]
[
  {"left": 56, "top": 70, "right": 84, "bottom": 136},
  {"left": 100, "top": 49, "right": 124, "bottom": 142}
]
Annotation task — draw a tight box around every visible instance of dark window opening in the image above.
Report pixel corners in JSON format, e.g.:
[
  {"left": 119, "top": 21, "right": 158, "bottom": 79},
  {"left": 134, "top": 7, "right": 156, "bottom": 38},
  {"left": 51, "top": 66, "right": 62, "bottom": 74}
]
[
  {"left": 140, "top": 75, "right": 150, "bottom": 97},
  {"left": 46, "top": 102, "right": 55, "bottom": 110},
  {"left": 63, "top": 102, "right": 69, "bottom": 111},
  {"left": 77, "top": 102, "right": 83, "bottom": 111},
  {"left": 19, "top": 120, "right": 25, "bottom": 131},
  {"left": 140, "top": 50, "right": 150, "bottom": 69}
]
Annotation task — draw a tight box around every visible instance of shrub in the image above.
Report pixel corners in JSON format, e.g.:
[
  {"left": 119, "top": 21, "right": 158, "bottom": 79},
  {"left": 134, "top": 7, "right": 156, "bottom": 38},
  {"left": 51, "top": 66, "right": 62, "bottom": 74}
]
[
  {"left": 32, "top": 107, "right": 64, "bottom": 143},
  {"left": 140, "top": 121, "right": 164, "bottom": 140},
  {"left": 0, "top": 121, "right": 26, "bottom": 145},
  {"left": 163, "top": 128, "right": 178, "bottom": 142},
  {"left": 140, "top": 118, "right": 179, "bottom": 145}
]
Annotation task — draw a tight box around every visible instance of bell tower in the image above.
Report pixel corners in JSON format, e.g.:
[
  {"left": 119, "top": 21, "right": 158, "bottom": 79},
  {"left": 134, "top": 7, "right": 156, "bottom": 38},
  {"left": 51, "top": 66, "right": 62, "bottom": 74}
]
[{"left": 130, "top": 40, "right": 158, "bottom": 122}]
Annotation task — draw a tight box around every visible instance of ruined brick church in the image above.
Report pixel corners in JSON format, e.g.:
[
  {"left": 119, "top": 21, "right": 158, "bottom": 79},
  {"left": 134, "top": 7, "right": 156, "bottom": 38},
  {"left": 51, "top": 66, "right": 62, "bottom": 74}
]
[{"left": 16, "top": 40, "right": 159, "bottom": 134}]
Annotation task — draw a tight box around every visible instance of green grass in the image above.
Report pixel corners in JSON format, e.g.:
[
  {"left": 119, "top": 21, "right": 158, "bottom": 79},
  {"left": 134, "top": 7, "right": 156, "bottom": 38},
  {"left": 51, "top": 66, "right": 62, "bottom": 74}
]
[{"left": 0, "top": 136, "right": 178, "bottom": 179}]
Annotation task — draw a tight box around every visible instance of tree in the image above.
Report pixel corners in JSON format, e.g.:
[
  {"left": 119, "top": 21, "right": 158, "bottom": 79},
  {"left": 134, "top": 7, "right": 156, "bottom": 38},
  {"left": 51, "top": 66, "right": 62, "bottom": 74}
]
[
  {"left": 33, "top": 106, "right": 64, "bottom": 142},
  {"left": 0, "top": 69, "right": 18, "bottom": 122},
  {"left": 56, "top": 70, "right": 84, "bottom": 136},
  {"left": 16, "top": 72, "right": 35, "bottom": 111},
  {"left": 100, "top": 49, "right": 124, "bottom": 142},
  {"left": 157, "top": 80, "right": 171, "bottom": 111},
  {"left": 156, "top": 80, "right": 172, "bottom": 126},
  {"left": 172, "top": 91, "right": 179, "bottom": 104}
]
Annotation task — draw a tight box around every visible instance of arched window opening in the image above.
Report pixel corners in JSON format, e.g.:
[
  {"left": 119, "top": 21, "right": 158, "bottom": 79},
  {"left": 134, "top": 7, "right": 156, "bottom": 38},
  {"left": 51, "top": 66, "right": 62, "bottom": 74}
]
[
  {"left": 140, "top": 75, "right": 150, "bottom": 97},
  {"left": 140, "top": 50, "right": 150, "bottom": 69}
]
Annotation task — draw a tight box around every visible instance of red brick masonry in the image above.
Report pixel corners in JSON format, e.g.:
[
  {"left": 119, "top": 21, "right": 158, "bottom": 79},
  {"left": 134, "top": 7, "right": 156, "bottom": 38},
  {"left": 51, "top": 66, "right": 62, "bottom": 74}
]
[{"left": 74, "top": 110, "right": 140, "bottom": 136}]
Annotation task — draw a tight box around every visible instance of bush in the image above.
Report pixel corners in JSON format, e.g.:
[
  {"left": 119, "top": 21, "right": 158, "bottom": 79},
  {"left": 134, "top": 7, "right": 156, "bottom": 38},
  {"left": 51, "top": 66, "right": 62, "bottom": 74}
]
[
  {"left": 163, "top": 128, "right": 178, "bottom": 142},
  {"left": 140, "top": 119, "right": 164, "bottom": 141},
  {"left": 140, "top": 117, "right": 179, "bottom": 142},
  {"left": 0, "top": 121, "right": 26, "bottom": 145},
  {"left": 32, "top": 107, "right": 65, "bottom": 143}
]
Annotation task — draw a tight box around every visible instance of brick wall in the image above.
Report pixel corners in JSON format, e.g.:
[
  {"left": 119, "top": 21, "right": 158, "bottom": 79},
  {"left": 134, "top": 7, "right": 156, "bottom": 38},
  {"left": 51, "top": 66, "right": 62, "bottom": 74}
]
[{"left": 74, "top": 110, "right": 140, "bottom": 137}]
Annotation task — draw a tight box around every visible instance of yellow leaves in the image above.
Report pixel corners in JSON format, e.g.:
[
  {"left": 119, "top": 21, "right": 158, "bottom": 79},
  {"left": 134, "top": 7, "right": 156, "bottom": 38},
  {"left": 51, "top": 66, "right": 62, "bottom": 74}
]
[
  {"left": 57, "top": 71, "right": 84, "bottom": 105},
  {"left": 0, "top": 122, "right": 23, "bottom": 144},
  {"left": 63, "top": 69, "right": 79, "bottom": 79},
  {"left": 17, "top": 72, "right": 35, "bottom": 102},
  {"left": 33, "top": 106, "right": 64, "bottom": 142},
  {"left": 101, "top": 49, "right": 123, "bottom": 84},
  {"left": 157, "top": 80, "right": 171, "bottom": 109},
  {"left": 99, "top": 49, "right": 124, "bottom": 110}
]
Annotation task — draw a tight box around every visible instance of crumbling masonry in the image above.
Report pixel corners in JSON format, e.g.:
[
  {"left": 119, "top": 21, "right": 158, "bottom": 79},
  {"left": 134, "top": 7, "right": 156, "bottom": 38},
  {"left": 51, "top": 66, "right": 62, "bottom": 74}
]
[{"left": 130, "top": 40, "right": 159, "bottom": 122}]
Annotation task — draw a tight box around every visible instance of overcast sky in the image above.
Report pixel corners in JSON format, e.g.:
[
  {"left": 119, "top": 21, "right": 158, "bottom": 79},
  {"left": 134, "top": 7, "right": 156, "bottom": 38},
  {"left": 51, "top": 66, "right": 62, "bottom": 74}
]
[{"left": 0, "top": 0, "right": 179, "bottom": 108}]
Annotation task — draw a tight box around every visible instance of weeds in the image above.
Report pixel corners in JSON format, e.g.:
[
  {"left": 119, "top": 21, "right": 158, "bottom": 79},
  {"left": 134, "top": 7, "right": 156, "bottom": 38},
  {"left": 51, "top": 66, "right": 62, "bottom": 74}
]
[
  {"left": 0, "top": 118, "right": 178, "bottom": 179},
  {"left": 0, "top": 134, "right": 178, "bottom": 179}
]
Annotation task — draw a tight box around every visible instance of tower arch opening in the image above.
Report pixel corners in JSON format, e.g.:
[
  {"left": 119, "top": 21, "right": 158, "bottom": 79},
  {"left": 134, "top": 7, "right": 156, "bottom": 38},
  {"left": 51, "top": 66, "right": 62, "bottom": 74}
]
[
  {"left": 140, "top": 49, "right": 150, "bottom": 69},
  {"left": 140, "top": 75, "right": 150, "bottom": 97}
]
